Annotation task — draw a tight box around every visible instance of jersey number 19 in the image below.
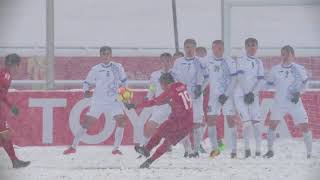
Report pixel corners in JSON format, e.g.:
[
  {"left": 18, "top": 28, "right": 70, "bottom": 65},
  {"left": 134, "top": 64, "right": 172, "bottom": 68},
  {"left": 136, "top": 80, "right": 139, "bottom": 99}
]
[{"left": 178, "top": 91, "right": 192, "bottom": 110}]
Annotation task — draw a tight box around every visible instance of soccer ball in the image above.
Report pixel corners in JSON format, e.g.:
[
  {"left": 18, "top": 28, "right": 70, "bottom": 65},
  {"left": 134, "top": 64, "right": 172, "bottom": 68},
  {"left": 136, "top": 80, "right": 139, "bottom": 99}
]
[{"left": 117, "top": 87, "right": 133, "bottom": 102}]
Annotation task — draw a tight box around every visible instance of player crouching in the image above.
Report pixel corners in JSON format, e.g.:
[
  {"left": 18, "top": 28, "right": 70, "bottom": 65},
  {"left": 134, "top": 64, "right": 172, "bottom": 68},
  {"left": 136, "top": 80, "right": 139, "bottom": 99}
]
[
  {"left": 0, "top": 54, "right": 30, "bottom": 168},
  {"left": 134, "top": 73, "right": 193, "bottom": 168}
]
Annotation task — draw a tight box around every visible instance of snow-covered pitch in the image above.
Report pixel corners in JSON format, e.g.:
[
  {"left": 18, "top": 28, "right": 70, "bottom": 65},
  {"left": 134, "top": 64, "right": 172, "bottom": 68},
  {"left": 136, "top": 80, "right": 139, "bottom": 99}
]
[{"left": 1, "top": 139, "right": 319, "bottom": 180}]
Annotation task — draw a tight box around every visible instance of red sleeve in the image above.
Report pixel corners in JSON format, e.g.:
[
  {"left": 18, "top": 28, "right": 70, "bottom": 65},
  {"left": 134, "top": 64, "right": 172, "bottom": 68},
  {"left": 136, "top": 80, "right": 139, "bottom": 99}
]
[
  {"left": 0, "top": 72, "right": 12, "bottom": 108},
  {"left": 138, "top": 88, "right": 171, "bottom": 108}
]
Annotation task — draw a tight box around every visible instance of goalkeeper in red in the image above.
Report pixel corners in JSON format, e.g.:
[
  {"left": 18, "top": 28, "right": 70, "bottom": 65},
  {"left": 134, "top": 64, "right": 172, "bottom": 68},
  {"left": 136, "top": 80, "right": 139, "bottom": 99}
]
[
  {"left": 135, "top": 73, "right": 193, "bottom": 168},
  {"left": 0, "top": 54, "right": 30, "bottom": 168}
]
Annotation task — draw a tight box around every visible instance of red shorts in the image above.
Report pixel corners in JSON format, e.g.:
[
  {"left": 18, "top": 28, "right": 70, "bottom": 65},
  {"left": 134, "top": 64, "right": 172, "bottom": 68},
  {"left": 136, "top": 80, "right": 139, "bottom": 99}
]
[{"left": 157, "top": 115, "right": 193, "bottom": 145}]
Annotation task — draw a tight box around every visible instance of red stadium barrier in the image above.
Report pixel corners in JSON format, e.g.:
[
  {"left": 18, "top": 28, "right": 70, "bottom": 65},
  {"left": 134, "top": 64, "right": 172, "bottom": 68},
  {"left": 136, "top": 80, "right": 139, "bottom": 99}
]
[{"left": 4, "top": 90, "right": 320, "bottom": 146}]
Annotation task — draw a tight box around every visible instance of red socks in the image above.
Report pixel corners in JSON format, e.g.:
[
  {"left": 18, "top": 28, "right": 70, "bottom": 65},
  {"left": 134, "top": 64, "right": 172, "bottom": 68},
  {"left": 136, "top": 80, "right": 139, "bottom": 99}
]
[{"left": 2, "top": 139, "right": 17, "bottom": 161}]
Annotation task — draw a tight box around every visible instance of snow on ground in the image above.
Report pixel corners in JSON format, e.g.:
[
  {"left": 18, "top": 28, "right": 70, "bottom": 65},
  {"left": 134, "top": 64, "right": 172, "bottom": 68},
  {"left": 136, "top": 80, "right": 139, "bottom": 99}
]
[{"left": 1, "top": 139, "right": 320, "bottom": 180}]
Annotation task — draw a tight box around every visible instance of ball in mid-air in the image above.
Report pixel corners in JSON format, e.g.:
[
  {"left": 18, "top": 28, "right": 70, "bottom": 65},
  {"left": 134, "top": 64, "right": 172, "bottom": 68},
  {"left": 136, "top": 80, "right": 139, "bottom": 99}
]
[{"left": 118, "top": 87, "right": 133, "bottom": 102}]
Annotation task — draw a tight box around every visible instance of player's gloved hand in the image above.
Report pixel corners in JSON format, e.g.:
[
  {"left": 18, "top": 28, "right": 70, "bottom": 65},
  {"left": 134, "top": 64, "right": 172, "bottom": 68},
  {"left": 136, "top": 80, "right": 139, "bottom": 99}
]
[
  {"left": 194, "top": 85, "right": 202, "bottom": 99},
  {"left": 291, "top": 92, "right": 300, "bottom": 104},
  {"left": 124, "top": 103, "right": 136, "bottom": 110},
  {"left": 218, "top": 94, "right": 228, "bottom": 105},
  {"left": 244, "top": 92, "right": 254, "bottom": 105},
  {"left": 11, "top": 105, "right": 19, "bottom": 116},
  {"left": 84, "top": 90, "right": 92, "bottom": 98}
]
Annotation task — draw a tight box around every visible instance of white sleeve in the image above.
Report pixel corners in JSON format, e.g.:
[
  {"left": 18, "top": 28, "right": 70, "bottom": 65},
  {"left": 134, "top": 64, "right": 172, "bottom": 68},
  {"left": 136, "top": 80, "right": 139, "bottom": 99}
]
[
  {"left": 118, "top": 64, "right": 127, "bottom": 87},
  {"left": 289, "top": 65, "right": 309, "bottom": 93},
  {"left": 225, "top": 58, "right": 237, "bottom": 96},
  {"left": 83, "top": 68, "right": 96, "bottom": 92},
  {"left": 198, "top": 59, "right": 210, "bottom": 89},
  {"left": 252, "top": 59, "right": 265, "bottom": 94},
  {"left": 236, "top": 57, "right": 250, "bottom": 94}
]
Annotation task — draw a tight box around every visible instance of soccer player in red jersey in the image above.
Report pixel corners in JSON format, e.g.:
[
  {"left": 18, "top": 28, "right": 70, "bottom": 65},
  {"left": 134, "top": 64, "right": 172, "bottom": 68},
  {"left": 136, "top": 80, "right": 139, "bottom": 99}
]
[
  {"left": 135, "top": 73, "right": 193, "bottom": 168},
  {"left": 0, "top": 54, "right": 30, "bottom": 168}
]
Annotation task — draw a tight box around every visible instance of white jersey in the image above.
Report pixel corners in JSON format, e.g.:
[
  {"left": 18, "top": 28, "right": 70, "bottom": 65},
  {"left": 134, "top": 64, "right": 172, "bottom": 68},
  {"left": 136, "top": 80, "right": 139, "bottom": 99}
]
[
  {"left": 267, "top": 63, "right": 308, "bottom": 104},
  {"left": 83, "top": 62, "right": 127, "bottom": 105},
  {"left": 146, "top": 69, "right": 174, "bottom": 98},
  {"left": 234, "top": 55, "right": 264, "bottom": 96},
  {"left": 206, "top": 56, "right": 237, "bottom": 96},
  {"left": 172, "top": 56, "right": 209, "bottom": 99}
]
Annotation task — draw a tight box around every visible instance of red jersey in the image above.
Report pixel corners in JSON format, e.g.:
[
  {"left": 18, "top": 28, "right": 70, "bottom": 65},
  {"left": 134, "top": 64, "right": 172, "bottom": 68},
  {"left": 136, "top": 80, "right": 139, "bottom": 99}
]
[
  {"left": 139, "top": 82, "right": 192, "bottom": 118},
  {"left": 0, "top": 68, "right": 12, "bottom": 107}
]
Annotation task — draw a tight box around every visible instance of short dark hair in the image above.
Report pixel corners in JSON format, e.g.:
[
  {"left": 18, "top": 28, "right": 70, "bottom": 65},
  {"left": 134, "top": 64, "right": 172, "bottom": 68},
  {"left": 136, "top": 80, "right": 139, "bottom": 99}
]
[
  {"left": 160, "top": 73, "right": 175, "bottom": 84},
  {"left": 212, "top": 40, "right": 224, "bottom": 46},
  {"left": 173, "top": 51, "right": 184, "bottom": 57},
  {"left": 184, "top": 39, "right": 197, "bottom": 47},
  {"left": 245, "top": 38, "right": 258, "bottom": 46},
  {"left": 5, "top": 53, "right": 21, "bottom": 66},
  {"left": 281, "top": 45, "right": 295, "bottom": 55},
  {"left": 100, "top": 46, "right": 112, "bottom": 55},
  {"left": 160, "top": 52, "right": 172, "bottom": 59},
  {"left": 196, "top": 47, "right": 207, "bottom": 54}
]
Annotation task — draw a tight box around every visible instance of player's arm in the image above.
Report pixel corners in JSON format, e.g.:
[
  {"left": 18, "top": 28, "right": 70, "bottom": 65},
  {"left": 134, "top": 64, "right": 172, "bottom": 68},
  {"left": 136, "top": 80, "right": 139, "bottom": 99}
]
[
  {"left": 288, "top": 65, "right": 309, "bottom": 104},
  {"left": 137, "top": 89, "right": 171, "bottom": 108},
  {"left": 224, "top": 58, "right": 238, "bottom": 97},
  {"left": 236, "top": 57, "right": 250, "bottom": 95},
  {"left": 118, "top": 64, "right": 128, "bottom": 87},
  {"left": 83, "top": 67, "right": 96, "bottom": 98},
  {"left": 194, "top": 59, "right": 209, "bottom": 98}
]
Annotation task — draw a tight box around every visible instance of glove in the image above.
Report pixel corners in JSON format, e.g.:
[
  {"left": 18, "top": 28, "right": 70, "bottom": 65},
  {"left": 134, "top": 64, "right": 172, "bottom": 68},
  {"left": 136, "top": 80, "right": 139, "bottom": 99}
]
[
  {"left": 218, "top": 94, "right": 228, "bottom": 105},
  {"left": 11, "top": 105, "right": 19, "bottom": 116},
  {"left": 84, "top": 91, "right": 92, "bottom": 98},
  {"left": 291, "top": 92, "right": 300, "bottom": 104},
  {"left": 244, "top": 92, "right": 254, "bottom": 105},
  {"left": 194, "top": 85, "right": 202, "bottom": 99},
  {"left": 124, "top": 103, "right": 136, "bottom": 110}
]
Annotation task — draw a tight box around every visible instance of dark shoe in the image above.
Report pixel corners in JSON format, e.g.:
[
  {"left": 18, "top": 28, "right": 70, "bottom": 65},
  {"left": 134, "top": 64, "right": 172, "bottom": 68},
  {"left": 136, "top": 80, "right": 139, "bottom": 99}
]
[
  {"left": 263, "top": 150, "right": 274, "bottom": 158},
  {"left": 189, "top": 152, "right": 199, "bottom": 158},
  {"left": 255, "top": 152, "right": 261, "bottom": 157},
  {"left": 136, "top": 146, "right": 150, "bottom": 158},
  {"left": 231, "top": 152, "right": 237, "bottom": 159},
  {"left": 199, "top": 144, "right": 207, "bottom": 154},
  {"left": 140, "top": 158, "right": 153, "bottom": 169},
  {"left": 184, "top": 152, "right": 189, "bottom": 158},
  {"left": 12, "top": 159, "right": 31, "bottom": 169},
  {"left": 244, "top": 149, "right": 251, "bottom": 158}
]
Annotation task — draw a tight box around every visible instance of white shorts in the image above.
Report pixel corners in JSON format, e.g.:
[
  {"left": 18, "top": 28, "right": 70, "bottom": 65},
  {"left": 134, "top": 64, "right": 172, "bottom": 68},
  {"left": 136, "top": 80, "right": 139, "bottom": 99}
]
[
  {"left": 270, "top": 100, "right": 308, "bottom": 124},
  {"left": 192, "top": 97, "right": 204, "bottom": 123},
  {"left": 149, "top": 104, "right": 171, "bottom": 124},
  {"left": 207, "top": 94, "right": 236, "bottom": 116},
  {"left": 234, "top": 95, "right": 262, "bottom": 122},
  {"left": 87, "top": 102, "right": 124, "bottom": 120}
]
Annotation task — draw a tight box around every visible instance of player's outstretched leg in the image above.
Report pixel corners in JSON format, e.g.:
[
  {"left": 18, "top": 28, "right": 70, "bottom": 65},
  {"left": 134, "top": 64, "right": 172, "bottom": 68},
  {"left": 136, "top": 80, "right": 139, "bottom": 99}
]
[
  {"left": 140, "top": 139, "right": 171, "bottom": 168},
  {"left": 0, "top": 130, "right": 30, "bottom": 169},
  {"left": 299, "top": 123, "right": 312, "bottom": 158}
]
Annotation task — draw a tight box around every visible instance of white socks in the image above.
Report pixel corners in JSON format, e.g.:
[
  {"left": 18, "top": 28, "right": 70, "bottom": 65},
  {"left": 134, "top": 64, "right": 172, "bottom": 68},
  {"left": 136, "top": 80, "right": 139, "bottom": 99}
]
[
  {"left": 229, "top": 127, "right": 237, "bottom": 153},
  {"left": 193, "top": 127, "right": 202, "bottom": 152},
  {"left": 181, "top": 135, "right": 192, "bottom": 154},
  {"left": 114, "top": 127, "right": 124, "bottom": 150},
  {"left": 208, "top": 126, "right": 218, "bottom": 150},
  {"left": 243, "top": 122, "right": 251, "bottom": 150},
  {"left": 303, "top": 131, "right": 312, "bottom": 156},
  {"left": 72, "top": 126, "right": 87, "bottom": 149},
  {"left": 267, "top": 128, "right": 275, "bottom": 151},
  {"left": 253, "top": 123, "right": 261, "bottom": 153}
]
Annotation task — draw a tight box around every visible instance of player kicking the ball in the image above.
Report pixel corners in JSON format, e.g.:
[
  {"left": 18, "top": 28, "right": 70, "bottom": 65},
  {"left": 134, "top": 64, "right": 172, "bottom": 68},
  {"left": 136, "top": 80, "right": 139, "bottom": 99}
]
[
  {"left": 205, "top": 40, "right": 237, "bottom": 158},
  {"left": 135, "top": 73, "right": 193, "bottom": 168},
  {"left": 0, "top": 54, "right": 30, "bottom": 168},
  {"left": 172, "top": 39, "right": 209, "bottom": 158},
  {"left": 263, "top": 45, "right": 312, "bottom": 159},
  {"left": 234, "top": 38, "right": 265, "bottom": 158},
  {"left": 137, "top": 53, "right": 173, "bottom": 147},
  {"left": 64, "top": 46, "right": 128, "bottom": 155}
]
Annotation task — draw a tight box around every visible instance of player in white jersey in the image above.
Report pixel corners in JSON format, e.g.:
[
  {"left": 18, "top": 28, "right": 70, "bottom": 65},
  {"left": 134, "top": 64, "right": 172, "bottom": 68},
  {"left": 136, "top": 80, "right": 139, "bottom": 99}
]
[
  {"left": 263, "top": 45, "right": 312, "bottom": 159},
  {"left": 63, "top": 46, "right": 128, "bottom": 155},
  {"left": 137, "top": 53, "right": 173, "bottom": 147},
  {"left": 196, "top": 46, "right": 207, "bottom": 58},
  {"left": 205, "top": 40, "right": 238, "bottom": 158},
  {"left": 234, "top": 38, "right": 265, "bottom": 158},
  {"left": 173, "top": 51, "right": 184, "bottom": 60},
  {"left": 172, "top": 39, "right": 209, "bottom": 158}
]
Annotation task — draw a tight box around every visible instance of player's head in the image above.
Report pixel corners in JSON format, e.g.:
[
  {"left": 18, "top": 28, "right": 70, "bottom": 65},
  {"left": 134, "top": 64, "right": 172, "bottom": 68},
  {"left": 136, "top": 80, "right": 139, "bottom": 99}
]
[
  {"left": 173, "top": 51, "right": 184, "bottom": 60},
  {"left": 183, "top": 39, "right": 197, "bottom": 58},
  {"left": 196, "top": 47, "right": 207, "bottom": 58},
  {"left": 245, "top": 38, "right": 258, "bottom": 57},
  {"left": 281, "top": 45, "right": 295, "bottom": 63},
  {"left": 212, "top": 40, "right": 224, "bottom": 58},
  {"left": 160, "top": 52, "right": 173, "bottom": 72},
  {"left": 99, "top": 46, "right": 112, "bottom": 62},
  {"left": 5, "top": 53, "right": 21, "bottom": 73},
  {"left": 159, "top": 72, "right": 175, "bottom": 91}
]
